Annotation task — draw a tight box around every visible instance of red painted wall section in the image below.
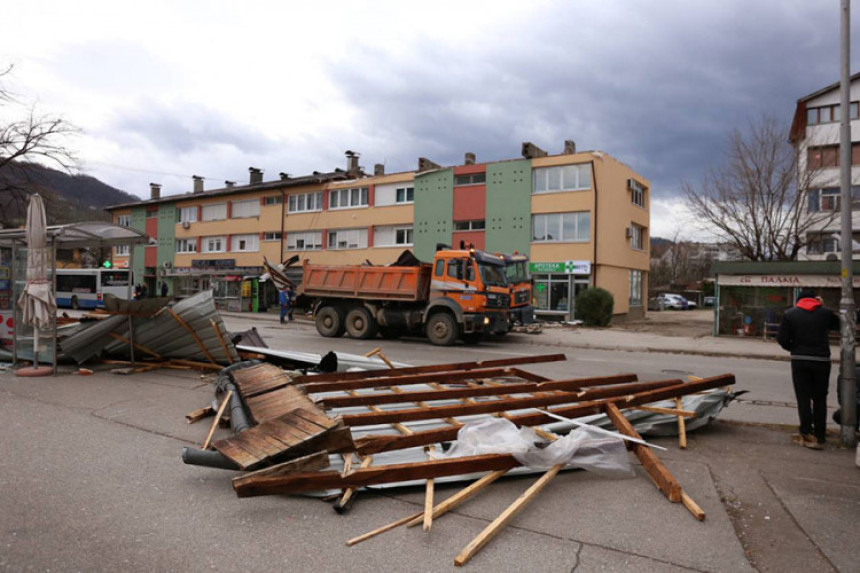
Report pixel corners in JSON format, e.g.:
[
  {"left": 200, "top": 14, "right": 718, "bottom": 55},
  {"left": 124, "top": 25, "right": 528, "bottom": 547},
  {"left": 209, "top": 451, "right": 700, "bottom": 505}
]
[
  {"left": 367, "top": 226, "right": 374, "bottom": 247},
  {"left": 453, "top": 185, "right": 486, "bottom": 221},
  {"left": 453, "top": 164, "right": 485, "bottom": 176},
  {"left": 452, "top": 230, "right": 485, "bottom": 251},
  {"left": 145, "top": 246, "right": 157, "bottom": 267},
  {"left": 145, "top": 215, "right": 158, "bottom": 237},
  {"left": 368, "top": 185, "right": 375, "bottom": 207}
]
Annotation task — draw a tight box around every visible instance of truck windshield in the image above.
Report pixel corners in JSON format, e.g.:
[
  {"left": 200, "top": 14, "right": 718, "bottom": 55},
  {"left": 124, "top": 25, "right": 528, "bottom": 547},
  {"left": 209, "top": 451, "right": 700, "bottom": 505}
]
[
  {"left": 505, "top": 261, "right": 529, "bottom": 284},
  {"left": 478, "top": 263, "right": 508, "bottom": 288}
]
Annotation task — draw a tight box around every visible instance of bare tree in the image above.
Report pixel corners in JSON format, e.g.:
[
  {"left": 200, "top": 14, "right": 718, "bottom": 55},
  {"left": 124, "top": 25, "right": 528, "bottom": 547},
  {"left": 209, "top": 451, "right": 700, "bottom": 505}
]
[
  {"left": 0, "top": 65, "right": 78, "bottom": 226},
  {"left": 683, "top": 114, "right": 834, "bottom": 261}
]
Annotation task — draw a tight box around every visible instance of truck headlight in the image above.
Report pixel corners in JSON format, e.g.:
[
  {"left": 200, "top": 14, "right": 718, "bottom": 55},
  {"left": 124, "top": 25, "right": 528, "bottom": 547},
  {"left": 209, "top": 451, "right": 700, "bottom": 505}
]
[{"left": 484, "top": 317, "right": 491, "bottom": 325}]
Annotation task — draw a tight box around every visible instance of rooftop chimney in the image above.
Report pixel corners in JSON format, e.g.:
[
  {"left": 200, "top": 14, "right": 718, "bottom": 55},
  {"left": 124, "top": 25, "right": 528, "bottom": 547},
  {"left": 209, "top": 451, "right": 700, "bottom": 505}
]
[
  {"left": 374, "top": 163, "right": 385, "bottom": 176},
  {"left": 249, "top": 167, "right": 263, "bottom": 185},
  {"left": 418, "top": 157, "right": 441, "bottom": 172},
  {"left": 279, "top": 172, "right": 291, "bottom": 180},
  {"left": 345, "top": 150, "right": 360, "bottom": 174},
  {"left": 464, "top": 152, "right": 476, "bottom": 165},
  {"left": 150, "top": 183, "right": 162, "bottom": 200},
  {"left": 192, "top": 175, "right": 204, "bottom": 194},
  {"left": 521, "top": 142, "right": 548, "bottom": 159},
  {"left": 224, "top": 180, "right": 236, "bottom": 188},
  {"left": 563, "top": 140, "right": 576, "bottom": 155}
]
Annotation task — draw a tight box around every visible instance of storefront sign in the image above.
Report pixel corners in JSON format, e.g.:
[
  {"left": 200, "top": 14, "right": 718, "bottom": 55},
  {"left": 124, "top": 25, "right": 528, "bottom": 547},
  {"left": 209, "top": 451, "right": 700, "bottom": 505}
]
[
  {"left": 530, "top": 260, "right": 591, "bottom": 275},
  {"left": 191, "top": 259, "right": 236, "bottom": 269},
  {"left": 720, "top": 274, "right": 860, "bottom": 288}
]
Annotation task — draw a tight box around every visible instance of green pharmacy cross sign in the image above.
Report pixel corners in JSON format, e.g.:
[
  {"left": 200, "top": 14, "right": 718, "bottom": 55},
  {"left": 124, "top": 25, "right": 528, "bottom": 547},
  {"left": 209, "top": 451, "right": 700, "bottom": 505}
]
[{"left": 530, "top": 260, "right": 591, "bottom": 275}]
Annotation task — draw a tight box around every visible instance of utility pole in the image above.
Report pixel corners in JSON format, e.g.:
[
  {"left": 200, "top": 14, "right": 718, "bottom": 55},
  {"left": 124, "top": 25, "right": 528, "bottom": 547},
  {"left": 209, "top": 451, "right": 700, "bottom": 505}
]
[{"left": 838, "top": 0, "right": 857, "bottom": 447}]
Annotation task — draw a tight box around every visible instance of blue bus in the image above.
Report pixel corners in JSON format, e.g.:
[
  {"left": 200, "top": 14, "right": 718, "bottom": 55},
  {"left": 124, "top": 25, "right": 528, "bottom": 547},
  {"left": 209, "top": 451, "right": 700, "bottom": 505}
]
[{"left": 55, "top": 269, "right": 132, "bottom": 309}]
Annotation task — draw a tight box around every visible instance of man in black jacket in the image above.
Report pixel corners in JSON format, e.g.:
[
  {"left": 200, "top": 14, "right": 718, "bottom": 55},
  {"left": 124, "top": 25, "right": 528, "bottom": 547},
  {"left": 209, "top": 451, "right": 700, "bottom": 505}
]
[{"left": 777, "top": 289, "right": 840, "bottom": 449}]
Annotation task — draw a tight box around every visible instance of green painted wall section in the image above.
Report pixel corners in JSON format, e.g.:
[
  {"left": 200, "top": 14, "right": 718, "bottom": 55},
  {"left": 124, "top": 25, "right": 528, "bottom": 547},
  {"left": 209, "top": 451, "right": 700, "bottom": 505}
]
[
  {"left": 130, "top": 207, "right": 147, "bottom": 284},
  {"left": 414, "top": 169, "right": 454, "bottom": 262},
  {"left": 157, "top": 204, "right": 176, "bottom": 269},
  {"left": 485, "top": 159, "right": 531, "bottom": 255}
]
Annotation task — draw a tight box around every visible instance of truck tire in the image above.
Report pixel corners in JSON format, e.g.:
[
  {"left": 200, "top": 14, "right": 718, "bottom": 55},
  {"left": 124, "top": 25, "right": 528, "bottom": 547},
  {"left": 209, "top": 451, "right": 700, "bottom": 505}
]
[
  {"left": 345, "top": 307, "right": 378, "bottom": 339},
  {"left": 315, "top": 305, "right": 345, "bottom": 337},
  {"left": 425, "top": 312, "right": 458, "bottom": 346}
]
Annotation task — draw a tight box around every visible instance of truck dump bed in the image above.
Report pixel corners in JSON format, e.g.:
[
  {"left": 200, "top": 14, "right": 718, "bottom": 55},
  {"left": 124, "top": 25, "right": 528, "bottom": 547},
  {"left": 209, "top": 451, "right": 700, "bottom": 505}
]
[{"left": 300, "top": 261, "right": 432, "bottom": 302}]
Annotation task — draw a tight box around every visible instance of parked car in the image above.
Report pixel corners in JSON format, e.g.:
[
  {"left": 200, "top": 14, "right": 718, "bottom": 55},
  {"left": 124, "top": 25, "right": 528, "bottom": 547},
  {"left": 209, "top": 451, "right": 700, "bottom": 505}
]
[
  {"left": 703, "top": 296, "right": 715, "bottom": 307},
  {"left": 654, "top": 293, "right": 688, "bottom": 310}
]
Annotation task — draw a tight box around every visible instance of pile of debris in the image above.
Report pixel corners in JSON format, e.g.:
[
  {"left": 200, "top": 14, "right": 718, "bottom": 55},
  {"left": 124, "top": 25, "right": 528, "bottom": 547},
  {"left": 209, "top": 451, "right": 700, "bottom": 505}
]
[{"left": 183, "top": 352, "right": 737, "bottom": 566}]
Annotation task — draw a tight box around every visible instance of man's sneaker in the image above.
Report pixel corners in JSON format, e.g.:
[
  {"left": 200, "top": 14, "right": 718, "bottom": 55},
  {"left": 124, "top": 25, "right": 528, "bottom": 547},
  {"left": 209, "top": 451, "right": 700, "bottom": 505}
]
[
  {"left": 804, "top": 440, "right": 825, "bottom": 450},
  {"left": 792, "top": 433, "right": 816, "bottom": 446}
]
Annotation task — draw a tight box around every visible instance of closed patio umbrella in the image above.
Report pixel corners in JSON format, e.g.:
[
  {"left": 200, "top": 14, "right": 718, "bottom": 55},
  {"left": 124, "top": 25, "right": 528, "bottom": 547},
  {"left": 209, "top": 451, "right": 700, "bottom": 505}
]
[{"left": 17, "top": 193, "right": 56, "bottom": 374}]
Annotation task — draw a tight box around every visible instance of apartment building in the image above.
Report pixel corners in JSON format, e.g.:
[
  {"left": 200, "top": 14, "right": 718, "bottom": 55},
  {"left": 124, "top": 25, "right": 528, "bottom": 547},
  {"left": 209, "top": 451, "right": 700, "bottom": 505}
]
[
  {"left": 790, "top": 72, "right": 860, "bottom": 260},
  {"left": 106, "top": 143, "right": 650, "bottom": 319}
]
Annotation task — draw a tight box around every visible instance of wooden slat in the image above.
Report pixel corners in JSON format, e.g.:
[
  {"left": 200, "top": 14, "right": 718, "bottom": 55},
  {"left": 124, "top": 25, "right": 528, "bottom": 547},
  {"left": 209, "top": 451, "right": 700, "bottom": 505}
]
[
  {"left": 210, "top": 318, "right": 235, "bottom": 365},
  {"left": 605, "top": 403, "right": 681, "bottom": 503},
  {"left": 166, "top": 308, "right": 219, "bottom": 365},
  {"left": 293, "top": 353, "right": 568, "bottom": 384},
  {"left": 232, "top": 363, "right": 293, "bottom": 397},
  {"left": 316, "top": 373, "right": 640, "bottom": 409},
  {"left": 340, "top": 380, "right": 680, "bottom": 427},
  {"left": 681, "top": 491, "right": 706, "bottom": 521},
  {"left": 212, "top": 438, "right": 261, "bottom": 469},
  {"left": 185, "top": 405, "right": 214, "bottom": 424},
  {"left": 301, "top": 367, "right": 517, "bottom": 394},
  {"left": 202, "top": 390, "right": 232, "bottom": 450},
  {"left": 233, "top": 453, "right": 523, "bottom": 497},
  {"left": 232, "top": 451, "right": 330, "bottom": 490},
  {"left": 353, "top": 374, "right": 736, "bottom": 455}
]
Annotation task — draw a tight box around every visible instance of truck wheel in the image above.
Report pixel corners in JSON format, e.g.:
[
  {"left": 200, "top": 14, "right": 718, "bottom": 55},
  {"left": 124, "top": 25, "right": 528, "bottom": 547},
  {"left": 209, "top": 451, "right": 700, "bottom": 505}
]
[
  {"left": 426, "top": 313, "right": 458, "bottom": 346},
  {"left": 316, "top": 305, "right": 345, "bottom": 337},
  {"left": 345, "top": 307, "right": 378, "bottom": 339}
]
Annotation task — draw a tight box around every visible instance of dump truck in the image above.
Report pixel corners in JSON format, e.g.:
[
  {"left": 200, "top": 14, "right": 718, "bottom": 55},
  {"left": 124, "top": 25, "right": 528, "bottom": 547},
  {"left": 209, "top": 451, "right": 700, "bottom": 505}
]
[
  {"left": 502, "top": 252, "right": 534, "bottom": 325},
  {"left": 299, "top": 248, "right": 511, "bottom": 345}
]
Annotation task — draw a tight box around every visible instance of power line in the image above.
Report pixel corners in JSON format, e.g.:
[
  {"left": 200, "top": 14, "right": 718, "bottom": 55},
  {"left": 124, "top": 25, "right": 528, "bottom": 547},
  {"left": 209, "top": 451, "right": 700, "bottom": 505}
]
[{"left": 81, "top": 160, "right": 231, "bottom": 182}]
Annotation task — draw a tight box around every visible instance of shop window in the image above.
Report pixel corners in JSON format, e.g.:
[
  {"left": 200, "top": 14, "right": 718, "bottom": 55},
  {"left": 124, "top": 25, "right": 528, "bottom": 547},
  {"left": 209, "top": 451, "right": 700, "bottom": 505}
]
[{"left": 533, "top": 274, "right": 571, "bottom": 312}]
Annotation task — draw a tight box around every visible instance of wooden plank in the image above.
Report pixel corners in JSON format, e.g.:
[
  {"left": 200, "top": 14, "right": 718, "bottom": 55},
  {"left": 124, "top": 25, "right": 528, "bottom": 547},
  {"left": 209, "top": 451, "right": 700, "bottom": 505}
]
[
  {"left": 316, "top": 373, "right": 640, "bottom": 409},
  {"left": 234, "top": 453, "right": 523, "bottom": 497},
  {"left": 454, "top": 464, "right": 563, "bottom": 567},
  {"left": 185, "top": 405, "right": 215, "bottom": 424},
  {"left": 166, "top": 308, "right": 219, "bottom": 365},
  {"left": 346, "top": 512, "right": 423, "bottom": 546},
  {"left": 632, "top": 405, "right": 697, "bottom": 418},
  {"left": 340, "top": 380, "right": 679, "bottom": 427},
  {"left": 335, "top": 456, "right": 373, "bottom": 513},
  {"left": 232, "top": 364, "right": 293, "bottom": 397},
  {"left": 168, "top": 359, "right": 224, "bottom": 371},
  {"left": 353, "top": 374, "right": 735, "bottom": 455},
  {"left": 202, "top": 390, "right": 232, "bottom": 450},
  {"left": 227, "top": 428, "right": 284, "bottom": 460},
  {"left": 293, "top": 353, "right": 568, "bottom": 384},
  {"left": 301, "top": 367, "right": 517, "bottom": 394},
  {"left": 406, "top": 469, "right": 509, "bottom": 527},
  {"left": 676, "top": 397, "right": 688, "bottom": 449},
  {"left": 423, "top": 446, "right": 436, "bottom": 531},
  {"left": 210, "top": 318, "right": 235, "bottom": 365},
  {"left": 212, "top": 438, "right": 261, "bottom": 469},
  {"left": 107, "top": 332, "right": 162, "bottom": 358},
  {"left": 605, "top": 403, "right": 682, "bottom": 503},
  {"left": 681, "top": 491, "right": 706, "bottom": 521},
  {"left": 231, "top": 451, "right": 330, "bottom": 490}
]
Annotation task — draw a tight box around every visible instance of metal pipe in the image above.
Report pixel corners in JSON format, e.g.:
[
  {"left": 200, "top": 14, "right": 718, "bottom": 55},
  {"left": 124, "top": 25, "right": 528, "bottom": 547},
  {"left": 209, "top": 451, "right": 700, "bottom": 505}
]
[{"left": 181, "top": 447, "right": 240, "bottom": 470}]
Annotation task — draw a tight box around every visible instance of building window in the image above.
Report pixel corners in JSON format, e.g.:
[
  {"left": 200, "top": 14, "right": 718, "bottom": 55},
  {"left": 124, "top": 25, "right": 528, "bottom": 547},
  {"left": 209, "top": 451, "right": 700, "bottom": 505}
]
[
  {"left": 202, "top": 203, "right": 227, "bottom": 221},
  {"left": 287, "top": 192, "right": 322, "bottom": 213},
  {"left": 328, "top": 228, "right": 368, "bottom": 250},
  {"left": 146, "top": 210, "right": 158, "bottom": 219},
  {"left": 115, "top": 244, "right": 130, "bottom": 256},
  {"left": 629, "top": 270, "right": 643, "bottom": 307},
  {"left": 374, "top": 226, "right": 414, "bottom": 247},
  {"left": 231, "top": 199, "right": 260, "bottom": 219},
  {"left": 329, "top": 187, "right": 368, "bottom": 209},
  {"left": 231, "top": 234, "right": 259, "bottom": 252},
  {"left": 263, "top": 232, "right": 282, "bottom": 242},
  {"left": 532, "top": 164, "right": 592, "bottom": 194},
  {"left": 178, "top": 206, "right": 197, "bottom": 223},
  {"left": 629, "top": 224, "right": 645, "bottom": 250},
  {"left": 629, "top": 179, "right": 646, "bottom": 207},
  {"left": 807, "top": 188, "right": 842, "bottom": 212},
  {"left": 531, "top": 212, "right": 590, "bottom": 242},
  {"left": 264, "top": 195, "right": 283, "bottom": 206},
  {"left": 116, "top": 214, "right": 131, "bottom": 227},
  {"left": 454, "top": 173, "right": 486, "bottom": 186},
  {"left": 287, "top": 231, "right": 322, "bottom": 251},
  {"left": 395, "top": 228, "right": 413, "bottom": 245},
  {"left": 807, "top": 102, "right": 860, "bottom": 126},
  {"left": 396, "top": 186, "right": 415, "bottom": 203},
  {"left": 806, "top": 233, "right": 840, "bottom": 254},
  {"left": 201, "top": 236, "right": 225, "bottom": 253},
  {"left": 176, "top": 238, "right": 197, "bottom": 253},
  {"left": 453, "top": 220, "right": 486, "bottom": 231},
  {"left": 533, "top": 274, "right": 571, "bottom": 312}
]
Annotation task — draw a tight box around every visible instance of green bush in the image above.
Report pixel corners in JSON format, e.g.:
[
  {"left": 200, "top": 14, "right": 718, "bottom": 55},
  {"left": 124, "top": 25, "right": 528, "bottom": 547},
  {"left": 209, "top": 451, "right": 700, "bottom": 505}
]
[{"left": 575, "top": 287, "right": 614, "bottom": 326}]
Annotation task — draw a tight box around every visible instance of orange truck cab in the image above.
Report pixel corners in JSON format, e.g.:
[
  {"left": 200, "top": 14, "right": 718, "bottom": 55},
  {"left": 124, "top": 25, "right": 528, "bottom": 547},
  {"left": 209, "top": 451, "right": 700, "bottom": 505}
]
[
  {"left": 299, "top": 248, "right": 510, "bottom": 346},
  {"left": 502, "top": 252, "right": 534, "bottom": 325}
]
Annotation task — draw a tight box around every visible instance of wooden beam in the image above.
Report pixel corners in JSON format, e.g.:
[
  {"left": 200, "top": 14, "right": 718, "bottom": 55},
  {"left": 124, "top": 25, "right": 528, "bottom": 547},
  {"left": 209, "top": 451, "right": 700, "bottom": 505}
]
[
  {"left": 231, "top": 451, "right": 330, "bottom": 490},
  {"left": 233, "top": 453, "right": 522, "bottom": 497},
  {"left": 185, "top": 405, "right": 214, "bottom": 424},
  {"left": 681, "top": 490, "right": 706, "bottom": 521},
  {"left": 353, "top": 374, "right": 735, "bottom": 456},
  {"left": 293, "top": 353, "right": 568, "bottom": 384},
  {"left": 210, "top": 318, "right": 235, "bottom": 364},
  {"left": 315, "top": 373, "right": 640, "bottom": 409},
  {"left": 340, "top": 380, "right": 680, "bottom": 427},
  {"left": 454, "top": 464, "right": 563, "bottom": 567},
  {"left": 335, "top": 455, "right": 373, "bottom": 513},
  {"left": 675, "top": 397, "right": 687, "bottom": 449},
  {"left": 301, "top": 367, "right": 517, "bottom": 394},
  {"left": 107, "top": 332, "right": 162, "bottom": 359},
  {"left": 202, "top": 390, "right": 232, "bottom": 450},
  {"left": 167, "top": 308, "right": 219, "bottom": 365},
  {"left": 604, "top": 403, "right": 681, "bottom": 502},
  {"left": 423, "top": 446, "right": 436, "bottom": 531},
  {"left": 632, "top": 405, "right": 697, "bottom": 418},
  {"left": 168, "top": 359, "right": 225, "bottom": 371}
]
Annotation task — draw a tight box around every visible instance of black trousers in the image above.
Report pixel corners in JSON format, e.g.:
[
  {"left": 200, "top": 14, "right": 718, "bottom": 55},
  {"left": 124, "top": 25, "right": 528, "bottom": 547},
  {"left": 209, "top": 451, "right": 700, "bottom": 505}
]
[{"left": 790, "top": 360, "right": 831, "bottom": 442}]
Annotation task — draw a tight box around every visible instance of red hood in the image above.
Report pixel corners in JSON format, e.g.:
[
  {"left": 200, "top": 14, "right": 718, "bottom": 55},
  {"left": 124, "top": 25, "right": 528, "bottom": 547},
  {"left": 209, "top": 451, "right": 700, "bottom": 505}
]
[{"left": 796, "top": 298, "right": 821, "bottom": 312}]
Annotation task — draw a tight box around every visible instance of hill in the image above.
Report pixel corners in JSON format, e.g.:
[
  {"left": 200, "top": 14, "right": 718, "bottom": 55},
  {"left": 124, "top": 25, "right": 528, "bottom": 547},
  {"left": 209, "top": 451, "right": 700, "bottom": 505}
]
[{"left": 0, "top": 162, "right": 138, "bottom": 226}]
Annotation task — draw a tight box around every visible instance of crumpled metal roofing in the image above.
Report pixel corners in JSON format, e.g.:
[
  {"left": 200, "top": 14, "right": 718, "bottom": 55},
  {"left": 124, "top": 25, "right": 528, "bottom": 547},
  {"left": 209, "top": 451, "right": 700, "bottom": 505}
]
[{"left": 60, "top": 290, "right": 239, "bottom": 364}]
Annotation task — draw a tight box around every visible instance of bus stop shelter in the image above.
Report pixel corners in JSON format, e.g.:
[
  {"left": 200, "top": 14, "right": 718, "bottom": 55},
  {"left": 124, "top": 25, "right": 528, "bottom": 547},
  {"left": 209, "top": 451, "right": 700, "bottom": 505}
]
[{"left": 0, "top": 221, "right": 150, "bottom": 373}]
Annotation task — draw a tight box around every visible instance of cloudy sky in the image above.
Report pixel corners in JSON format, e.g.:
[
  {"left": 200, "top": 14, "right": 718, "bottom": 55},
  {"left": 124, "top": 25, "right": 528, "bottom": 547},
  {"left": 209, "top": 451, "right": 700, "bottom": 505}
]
[{"left": 0, "top": 1, "right": 857, "bottom": 238}]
